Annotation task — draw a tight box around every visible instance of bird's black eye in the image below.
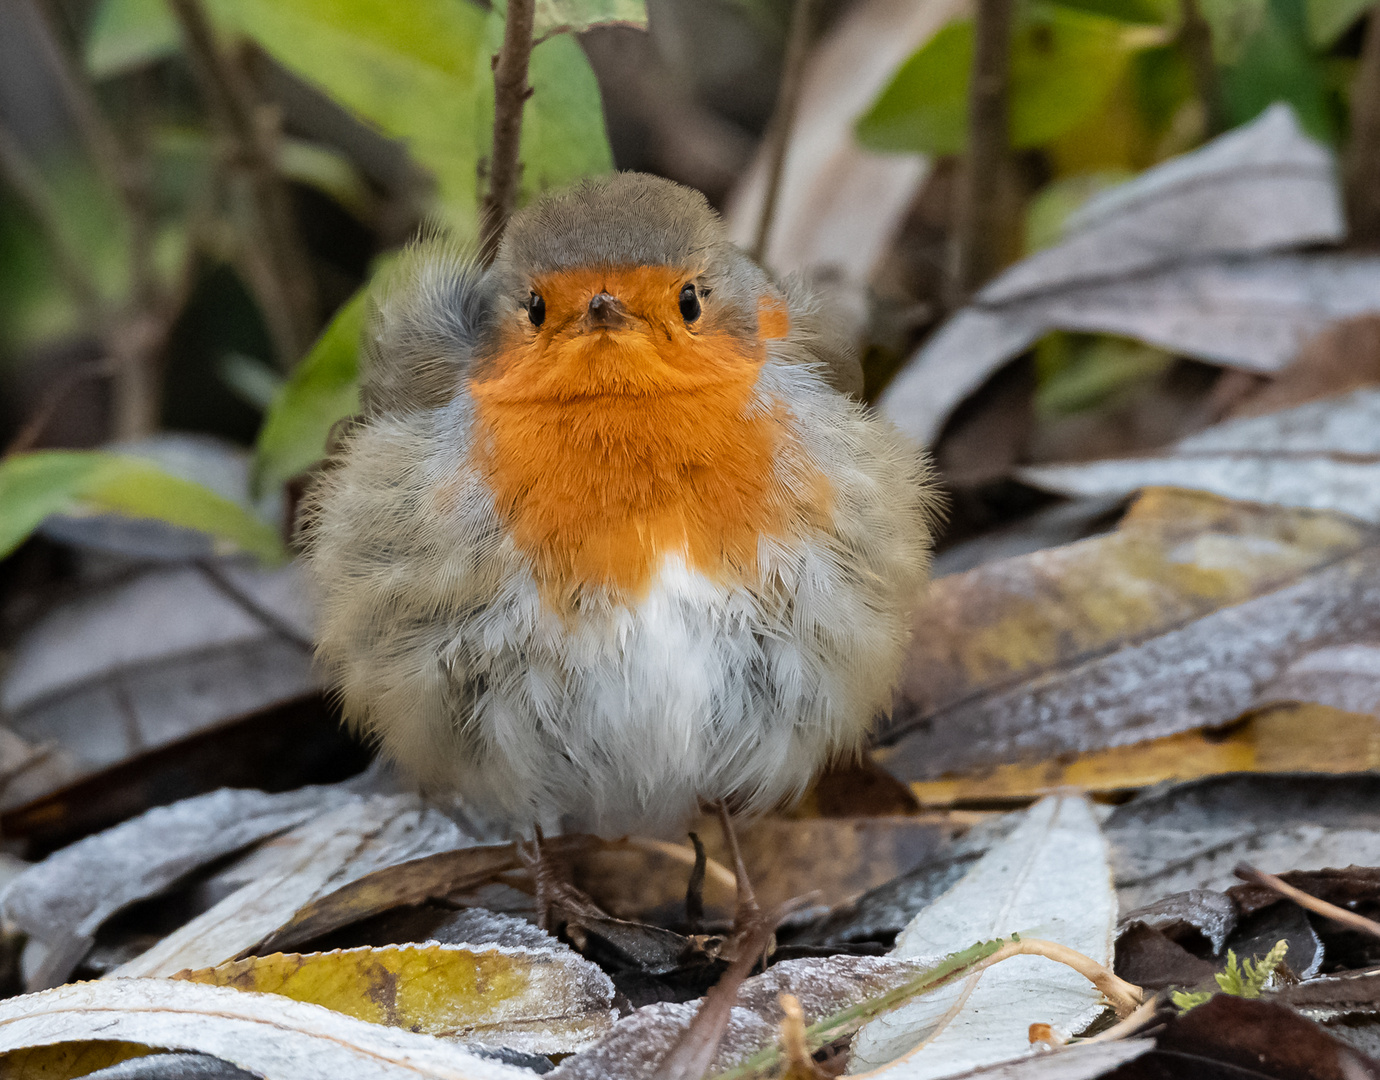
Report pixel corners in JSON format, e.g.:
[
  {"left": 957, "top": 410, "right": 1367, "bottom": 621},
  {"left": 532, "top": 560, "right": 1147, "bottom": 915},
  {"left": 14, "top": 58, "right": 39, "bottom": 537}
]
[
  {"left": 528, "top": 292, "right": 545, "bottom": 327},
  {"left": 678, "top": 283, "right": 701, "bottom": 323}
]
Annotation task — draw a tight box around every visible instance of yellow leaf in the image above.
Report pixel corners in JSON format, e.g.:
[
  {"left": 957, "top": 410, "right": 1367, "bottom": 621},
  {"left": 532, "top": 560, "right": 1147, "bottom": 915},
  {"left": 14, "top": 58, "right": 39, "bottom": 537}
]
[
  {"left": 173, "top": 943, "right": 614, "bottom": 1052},
  {"left": 0, "top": 1040, "right": 152, "bottom": 1078},
  {"left": 910, "top": 703, "right": 1380, "bottom": 806}
]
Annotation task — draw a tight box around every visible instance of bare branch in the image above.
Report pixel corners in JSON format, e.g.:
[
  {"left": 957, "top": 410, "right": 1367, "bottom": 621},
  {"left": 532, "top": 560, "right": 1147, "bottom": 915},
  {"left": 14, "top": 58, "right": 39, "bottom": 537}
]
[
  {"left": 0, "top": 120, "right": 103, "bottom": 322},
  {"left": 479, "top": 0, "right": 537, "bottom": 265},
  {"left": 1236, "top": 863, "right": 1380, "bottom": 939},
  {"left": 948, "top": 0, "right": 1015, "bottom": 306},
  {"left": 751, "top": 0, "right": 817, "bottom": 267},
  {"left": 30, "top": 0, "right": 158, "bottom": 307},
  {"left": 1347, "top": 3, "right": 1380, "bottom": 249},
  {"left": 167, "top": 0, "right": 318, "bottom": 362},
  {"left": 1177, "top": 0, "right": 1226, "bottom": 138}
]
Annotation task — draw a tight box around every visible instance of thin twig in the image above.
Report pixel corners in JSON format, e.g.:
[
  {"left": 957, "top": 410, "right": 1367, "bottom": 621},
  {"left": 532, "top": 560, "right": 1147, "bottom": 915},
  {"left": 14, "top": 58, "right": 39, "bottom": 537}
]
[
  {"left": 1235, "top": 863, "right": 1380, "bottom": 939},
  {"left": 1084, "top": 993, "right": 1163, "bottom": 1043},
  {"left": 1346, "top": 3, "right": 1380, "bottom": 249},
  {"left": 479, "top": 0, "right": 536, "bottom": 265},
  {"left": 658, "top": 905, "right": 785, "bottom": 1080},
  {"left": 750, "top": 0, "right": 817, "bottom": 266},
  {"left": 3, "top": 356, "right": 116, "bottom": 456},
  {"left": 1177, "top": 0, "right": 1225, "bottom": 138},
  {"left": 167, "top": 0, "right": 317, "bottom": 362},
  {"left": 30, "top": 0, "right": 158, "bottom": 307},
  {"left": 195, "top": 558, "right": 315, "bottom": 652},
  {"left": 948, "top": 0, "right": 1015, "bottom": 306},
  {"left": 0, "top": 120, "right": 103, "bottom": 321}
]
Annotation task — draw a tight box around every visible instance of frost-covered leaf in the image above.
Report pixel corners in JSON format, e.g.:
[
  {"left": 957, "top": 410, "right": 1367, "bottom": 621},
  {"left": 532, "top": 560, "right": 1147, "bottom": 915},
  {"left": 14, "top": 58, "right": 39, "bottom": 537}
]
[
  {"left": 987, "top": 103, "right": 1340, "bottom": 303},
  {"left": 849, "top": 794, "right": 1115, "bottom": 1077},
  {"left": 0, "top": 560, "right": 318, "bottom": 799},
  {"left": 550, "top": 954, "right": 932, "bottom": 1080},
  {"left": 1259, "top": 642, "right": 1380, "bottom": 716},
  {"left": 177, "top": 943, "right": 615, "bottom": 1053},
  {"left": 253, "top": 843, "right": 524, "bottom": 955},
  {"left": 0, "top": 787, "right": 352, "bottom": 990},
  {"left": 876, "top": 487, "right": 1380, "bottom": 783},
  {"left": 725, "top": 0, "right": 963, "bottom": 279},
  {"left": 1106, "top": 773, "right": 1380, "bottom": 909},
  {"left": 0, "top": 979, "right": 533, "bottom": 1080},
  {"left": 877, "top": 105, "right": 1368, "bottom": 448},
  {"left": 113, "top": 795, "right": 471, "bottom": 978},
  {"left": 1022, "top": 386, "right": 1380, "bottom": 523}
]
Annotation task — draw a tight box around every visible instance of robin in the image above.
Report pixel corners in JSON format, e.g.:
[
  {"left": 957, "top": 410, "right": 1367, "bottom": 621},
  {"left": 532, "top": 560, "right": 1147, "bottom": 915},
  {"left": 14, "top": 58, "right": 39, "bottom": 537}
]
[{"left": 306, "top": 173, "right": 938, "bottom": 863}]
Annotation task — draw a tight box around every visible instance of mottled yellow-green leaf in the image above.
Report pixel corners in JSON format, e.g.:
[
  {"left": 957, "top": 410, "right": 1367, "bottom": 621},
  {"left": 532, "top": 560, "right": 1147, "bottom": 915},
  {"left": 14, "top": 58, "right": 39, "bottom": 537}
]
[
  {"left": 0, "top": 1040, "right": 153, "bottom": 1079},
  {"left": 174, "top": 943, "right": 615, "bottom": 1052},
  {"left": 0, "top": 451, "right": 284, "bottom": 563},
  {"left": 252, "top": 286, "right": 366, "bottom": 498}
]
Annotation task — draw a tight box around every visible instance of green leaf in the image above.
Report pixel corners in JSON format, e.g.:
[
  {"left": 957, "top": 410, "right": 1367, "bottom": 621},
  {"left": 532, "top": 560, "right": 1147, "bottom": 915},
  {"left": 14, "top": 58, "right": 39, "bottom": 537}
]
[
  {"left": 0, "top": 451, "right": 285, "bottom": 563},
  {"left": 252, "top": 286, "right": 366, "bottom": 499},
  {"left": 1307, "top": 0, "right": 1373, "bottom": 46},
  {"left": 1171, "top": 989, "right": 1213, "bottom": 1012},
  {"left": 519, "top": 28, "right": 616, "bottom": 195},
  {"left": 534, "top": 0, "right": 648, "bottom": 37},
  {"left": 1221, "top": 0, "right": 1336, "bottom": 141},
  {"left": 84, "top": 0, "right": 179, "bottom": 78},
  {"left": 213, "top": 0, "right": 489, "bottom": 232},
  {"left": 857, "top": 5, "right": 1164, "bottom": 155}
]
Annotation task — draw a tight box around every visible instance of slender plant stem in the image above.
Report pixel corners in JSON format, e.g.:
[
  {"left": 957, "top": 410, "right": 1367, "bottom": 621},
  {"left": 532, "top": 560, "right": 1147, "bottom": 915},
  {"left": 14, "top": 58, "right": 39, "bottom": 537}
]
[
  {"left": 1236, "top": 863, "right": 1380, "bottom": 939},
  {"left": 480, "top": 0, "right": 537, "bottom": 265},
  {"left": 948, "top": 0, "right": 1015, "bottom": 306},
  {"left": 0, "top": 120, "right": 103, "bottom": 322},
  {"left": 30, "top": 0, "right": 158, "bottom": 308},
  {"left": 1346, "top": 3, "right": 1380, "bottom": 248},
  {"left": 167, "top": 0, "right": 317, "bottom": 362},
  {"left": 1178, "top": 0, "right": 1225, "bottom": 137},
  {"left": 751, "top": 0, "right": 817, "bottom": 267}
]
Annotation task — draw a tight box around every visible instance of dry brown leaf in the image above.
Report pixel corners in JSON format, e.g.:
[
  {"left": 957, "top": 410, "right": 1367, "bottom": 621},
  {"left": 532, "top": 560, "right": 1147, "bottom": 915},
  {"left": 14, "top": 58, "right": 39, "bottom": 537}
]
[
  {"left": 1227, "top": 314, "right": 1380, "bottom": 418},
  {"left": 575, "top": 818, "right": 952, "bottom": 922},
  {"left": 875, "top": 486, "right": 1380, "bottom": 783},
  {"left": 253, "top": 842, "right": 524, "bottom": 956}
]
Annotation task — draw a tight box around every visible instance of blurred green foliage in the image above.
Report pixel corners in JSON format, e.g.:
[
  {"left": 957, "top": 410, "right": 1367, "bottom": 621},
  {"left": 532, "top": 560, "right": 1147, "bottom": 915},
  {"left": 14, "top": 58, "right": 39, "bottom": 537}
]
[
  {"left": 2, "top": 0, "right": 1374, "bottom": 564},
  {"left": 252, "top": 284, "right": 366, "bottom": 499},
  {"left": 857, "top": 5, "right": 1167, "bottom": 156}
]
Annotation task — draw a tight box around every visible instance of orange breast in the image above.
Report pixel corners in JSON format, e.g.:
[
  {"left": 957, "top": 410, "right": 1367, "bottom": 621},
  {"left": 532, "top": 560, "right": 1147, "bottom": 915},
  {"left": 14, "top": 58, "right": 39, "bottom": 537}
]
[{"left": 468, "top": 265, "right": 798, "bottom": 601}]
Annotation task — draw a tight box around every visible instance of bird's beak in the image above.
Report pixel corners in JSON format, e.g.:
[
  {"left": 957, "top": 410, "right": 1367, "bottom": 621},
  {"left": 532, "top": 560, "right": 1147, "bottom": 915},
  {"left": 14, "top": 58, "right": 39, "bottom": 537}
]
[{"left": 584, "top": 291, "right": 629, "bottom": 330}]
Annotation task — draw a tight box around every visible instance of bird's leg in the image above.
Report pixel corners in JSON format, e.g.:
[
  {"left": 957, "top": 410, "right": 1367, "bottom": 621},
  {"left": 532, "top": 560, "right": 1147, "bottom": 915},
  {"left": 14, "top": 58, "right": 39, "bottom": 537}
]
[
  {"left": 526, "top": 825, "right": 562, "bottom": 932},
  {"left": 713, "top": 800, "right": 762, "bottom": 937}
]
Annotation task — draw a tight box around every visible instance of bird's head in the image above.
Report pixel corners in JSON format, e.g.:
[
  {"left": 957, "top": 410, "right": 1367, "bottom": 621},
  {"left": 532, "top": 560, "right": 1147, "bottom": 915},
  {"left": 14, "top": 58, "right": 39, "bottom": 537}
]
[{"left": 474, "top": 173, "right": 790, "bottom": 401}]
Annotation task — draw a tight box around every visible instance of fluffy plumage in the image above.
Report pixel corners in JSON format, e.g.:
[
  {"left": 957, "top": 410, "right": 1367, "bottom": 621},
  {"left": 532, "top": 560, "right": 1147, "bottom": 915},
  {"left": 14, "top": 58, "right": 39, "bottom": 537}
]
[{"left": 306, "top": 173, "right": 939, "bottom": 836}]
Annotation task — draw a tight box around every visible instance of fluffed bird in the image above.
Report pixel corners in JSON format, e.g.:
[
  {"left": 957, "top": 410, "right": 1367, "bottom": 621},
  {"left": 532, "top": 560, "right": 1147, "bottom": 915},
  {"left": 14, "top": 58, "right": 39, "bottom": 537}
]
[{"left": 306, "top": 172, "right": 939, "bottom": 843}]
